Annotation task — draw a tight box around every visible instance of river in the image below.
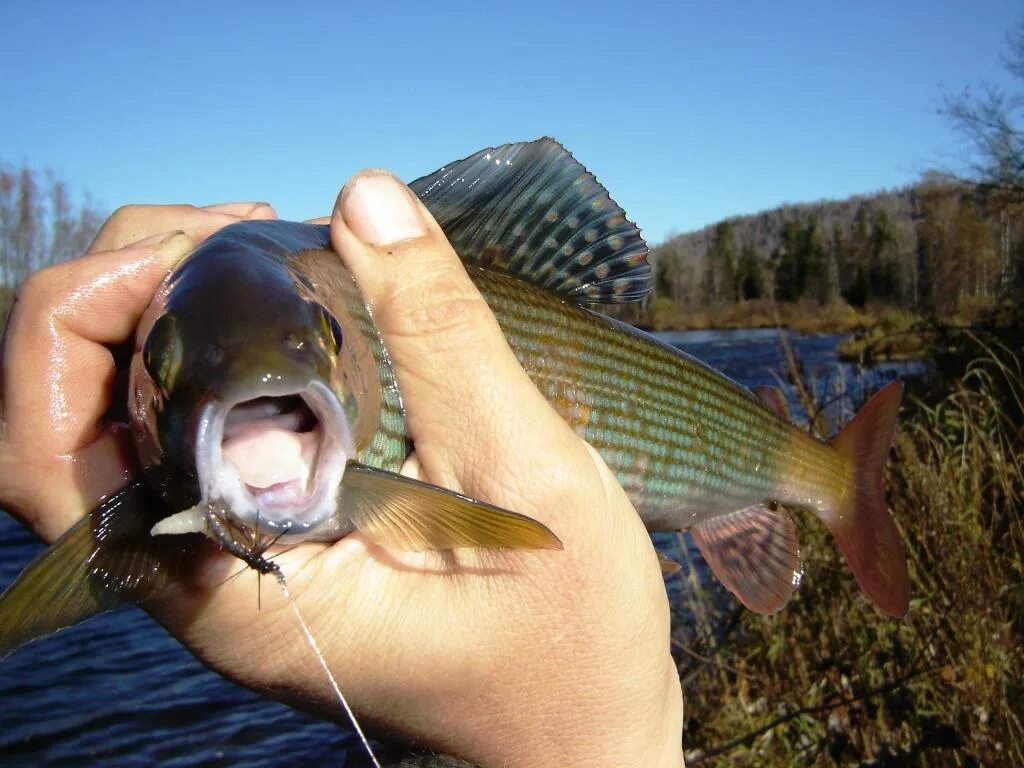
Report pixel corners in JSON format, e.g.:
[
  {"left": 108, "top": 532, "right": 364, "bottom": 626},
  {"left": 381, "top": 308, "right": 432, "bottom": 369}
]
[{"left": 0, "top": 329, "right": 924, "bottom": 767}]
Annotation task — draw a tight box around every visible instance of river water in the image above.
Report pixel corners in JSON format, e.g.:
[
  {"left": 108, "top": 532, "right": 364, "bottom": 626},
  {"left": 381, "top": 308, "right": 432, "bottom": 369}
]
[{"left": 0, "top": 329, "right": 923, "bottom": 767}]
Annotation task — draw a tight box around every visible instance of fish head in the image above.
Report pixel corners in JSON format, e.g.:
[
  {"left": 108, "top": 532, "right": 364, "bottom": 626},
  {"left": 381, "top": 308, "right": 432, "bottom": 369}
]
[{"left": 129, "top": 227, "right": 359, "bottom": 543}]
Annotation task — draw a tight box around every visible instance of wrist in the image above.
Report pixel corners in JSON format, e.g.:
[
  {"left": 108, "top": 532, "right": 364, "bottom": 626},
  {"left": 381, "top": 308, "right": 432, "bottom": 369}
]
[
  {"left": 539, "top": 662, "right": 681, "bottom": 768},
  {"left": 461, "top": 647, "right": 683, "bottom": 768}
]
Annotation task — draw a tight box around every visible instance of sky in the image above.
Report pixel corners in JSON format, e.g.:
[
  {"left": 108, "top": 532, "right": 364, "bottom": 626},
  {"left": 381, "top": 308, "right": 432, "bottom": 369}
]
[{"left": 1, "top": 1, "right": 1021, "bottom": 245}]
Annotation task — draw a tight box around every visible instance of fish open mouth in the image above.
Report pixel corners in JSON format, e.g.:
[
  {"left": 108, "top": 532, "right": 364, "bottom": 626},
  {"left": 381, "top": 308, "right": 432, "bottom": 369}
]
[
  {"left": 194, "top": 380, "right": 355, "bottom": 537},
  {"left": 221, "top": 395, "right": 321, "bottom": 507}
]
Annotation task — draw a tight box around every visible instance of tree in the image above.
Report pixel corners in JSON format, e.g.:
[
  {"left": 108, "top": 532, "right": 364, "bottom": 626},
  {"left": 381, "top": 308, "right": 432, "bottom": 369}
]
[
  {"left": 942, "top": 19, "right": 1024, "bottom": 193},
  {"left": 942, "top": 17, "right": 1024, "bottom": 294},
  {"left": 772, "top": 220, "right": 801, "bottom": 302},
  {"left": 825, "top": 223, "right": 846, "bottom": 305},
  {"left": 772, "top": 216, "right": 826, "bottom": 303},
  {"left": 0, "top": 163, "right": 105, "bottom": 323},
  {"left": 915, "top": 184, "right": 997, "bottom": 319},
  {"left": 842, "top": 206, "right": 873, "bottom": 307},
  {"left": 736, "top": 240, "right": 764, "bottom": 300},
  {"left": 703, "top": 221, "right": 738, "bottom": 304},
  {"left": 868, "top": 209, "right": 901, "bottom": 302}
]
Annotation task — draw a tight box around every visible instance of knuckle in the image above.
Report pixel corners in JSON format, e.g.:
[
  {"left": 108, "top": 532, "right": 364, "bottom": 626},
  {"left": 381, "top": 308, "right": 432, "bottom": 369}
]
[
  {"left": 104, "top": 203, "right": 153, "bottom": 236},
  {"left": 15, "top": 263, "right": 69, "bottom": 310},
  {"left": 377, "top": 263, "right": 496, "bottom": 351},
  {"left": 108, "top": 203, "right": 144, "bottom": 224},
  {"left": 100, "top": 204, "right": 198, "bottom": 249}
]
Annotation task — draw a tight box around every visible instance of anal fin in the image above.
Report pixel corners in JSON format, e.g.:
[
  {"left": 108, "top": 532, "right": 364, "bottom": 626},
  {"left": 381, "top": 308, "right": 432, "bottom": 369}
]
[
  {"left": 691, "top": 503, "right": 802, "bottom": 614},
  {"left": 752, "top": 385, "right": 792, "bottom": 420},
  {"left": 341, "top": 463, "right": 563, "bottom": 552}
]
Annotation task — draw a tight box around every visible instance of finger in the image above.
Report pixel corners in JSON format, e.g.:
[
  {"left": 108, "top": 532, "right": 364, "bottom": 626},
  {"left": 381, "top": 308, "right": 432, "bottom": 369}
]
[
  {"left": 87, "top": 202, "right": 276, "bottom": 254},
  {"left": 330, "top": 171, "right": 595, "bottom": 524},
  {"left": 201, "top": 201, "right": 272, "bottom": 215},
  {"left": 1, "top": 427, "right": 137, "bottom": 543},
  {"left": 3, "top": 232, "right": 194, "bottom": 455}
]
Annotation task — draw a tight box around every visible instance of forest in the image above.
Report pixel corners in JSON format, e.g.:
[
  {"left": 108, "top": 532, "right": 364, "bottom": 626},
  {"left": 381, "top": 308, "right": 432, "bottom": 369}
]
[
  {"left": 648, "top": 174, "right": 1022, "bottom": 329},
  {"left": 643, "top": 20, "right": 1024, "bottom": 338}
]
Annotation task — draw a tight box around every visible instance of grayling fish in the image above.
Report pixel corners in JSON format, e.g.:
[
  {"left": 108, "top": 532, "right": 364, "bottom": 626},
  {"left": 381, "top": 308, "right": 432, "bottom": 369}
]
[{"left": 0, "top": 138, "right": 909, "bottom": 660}]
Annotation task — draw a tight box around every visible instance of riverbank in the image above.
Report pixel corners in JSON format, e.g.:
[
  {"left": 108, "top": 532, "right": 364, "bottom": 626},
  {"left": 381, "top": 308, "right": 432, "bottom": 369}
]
[
  {"left": 675, "top": 334, "right": 1024, "bottom": 766},
  {"left": 643, "top": 297, "right": 871, "bottom": 334},
  {"left": 645, "top": 297, "right": 1024, "bottom": 369}
]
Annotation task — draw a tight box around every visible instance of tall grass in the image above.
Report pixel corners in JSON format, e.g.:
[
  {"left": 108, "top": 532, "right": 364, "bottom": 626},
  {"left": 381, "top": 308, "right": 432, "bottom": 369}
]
[{"left": 676, "top": 337, "right": 1024, "bottom": 766}]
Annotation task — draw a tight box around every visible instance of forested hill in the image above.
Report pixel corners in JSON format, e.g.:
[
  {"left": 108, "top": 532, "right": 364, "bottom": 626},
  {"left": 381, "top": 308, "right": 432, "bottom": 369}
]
[{"left": 648, "top": 173, "right": 1022, "bottom": 321}]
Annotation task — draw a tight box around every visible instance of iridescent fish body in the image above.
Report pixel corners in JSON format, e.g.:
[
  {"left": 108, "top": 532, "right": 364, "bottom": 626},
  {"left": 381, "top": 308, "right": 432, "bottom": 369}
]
[
  {"left": 0, "top": 139, "right": 908, "bottom": 659},
  {"left": 411, "top": 140, "right": 906, "bottom": 616}
]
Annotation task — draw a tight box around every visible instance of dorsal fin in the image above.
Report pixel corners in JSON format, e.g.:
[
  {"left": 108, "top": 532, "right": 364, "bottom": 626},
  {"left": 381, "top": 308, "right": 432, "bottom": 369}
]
[{"left": 410, "top": 138, "right": 651, "bottom": 305}]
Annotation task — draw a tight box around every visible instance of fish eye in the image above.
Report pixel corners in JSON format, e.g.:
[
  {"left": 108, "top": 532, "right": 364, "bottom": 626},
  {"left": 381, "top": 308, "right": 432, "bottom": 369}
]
[
  {"left": 143, "top": 313, "right": 182, "bottom": 393},
  {"left": 202, "top": 344, "right": 224, "bottom": 367},
  {"left": 316, "top": 304, "right": 343, "bottom": 352}
]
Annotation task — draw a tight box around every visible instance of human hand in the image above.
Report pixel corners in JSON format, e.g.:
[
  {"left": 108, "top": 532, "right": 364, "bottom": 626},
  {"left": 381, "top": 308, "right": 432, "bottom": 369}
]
[
  {"left": 0, "top": 181, "right": 683, "bottom": 767},
  {"left": 145, "top": 172, "right": 682, "bottom": 766},
  {"left": 0, "top": 202, "right": 276, "bottom": 543}
]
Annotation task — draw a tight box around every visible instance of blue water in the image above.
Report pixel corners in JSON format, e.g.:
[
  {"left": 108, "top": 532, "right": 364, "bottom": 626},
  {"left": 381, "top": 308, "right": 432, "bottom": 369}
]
[{"left": 0, "top": 329, "right": 924, "bottom": 767}]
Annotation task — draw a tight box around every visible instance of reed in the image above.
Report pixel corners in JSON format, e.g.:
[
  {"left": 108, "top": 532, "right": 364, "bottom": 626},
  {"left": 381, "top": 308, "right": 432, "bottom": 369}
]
[{"left": 676, "top": 335, "right": 1024, "bottom": 766}]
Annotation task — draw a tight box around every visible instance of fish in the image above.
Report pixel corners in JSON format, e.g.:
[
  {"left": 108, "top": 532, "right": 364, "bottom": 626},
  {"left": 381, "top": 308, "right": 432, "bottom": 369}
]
[{"left": 0, "top": 138, "right": 909, "bottom": 659}]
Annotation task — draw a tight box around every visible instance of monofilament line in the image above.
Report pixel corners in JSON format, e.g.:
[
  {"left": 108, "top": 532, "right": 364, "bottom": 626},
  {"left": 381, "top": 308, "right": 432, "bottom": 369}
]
[{"left": 272, "top": 569, "right": 382, "bottom": 768}]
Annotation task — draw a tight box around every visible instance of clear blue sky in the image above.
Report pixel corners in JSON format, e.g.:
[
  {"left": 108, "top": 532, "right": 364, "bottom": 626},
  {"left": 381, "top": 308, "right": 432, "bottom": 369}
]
[{"left": 2, "top": 1, "right": 1020, "bottom": 245}]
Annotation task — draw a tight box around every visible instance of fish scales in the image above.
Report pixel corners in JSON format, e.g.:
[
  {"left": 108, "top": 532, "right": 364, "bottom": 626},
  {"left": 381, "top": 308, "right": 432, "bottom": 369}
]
[{"left": 466, "top": 266, "right": 818, "bottom": 525}]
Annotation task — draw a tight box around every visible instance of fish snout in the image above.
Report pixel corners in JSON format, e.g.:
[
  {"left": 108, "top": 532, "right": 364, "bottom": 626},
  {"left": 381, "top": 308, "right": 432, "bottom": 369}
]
[{"left": 195, "top": 381, "right": 354, "bottom": 541}]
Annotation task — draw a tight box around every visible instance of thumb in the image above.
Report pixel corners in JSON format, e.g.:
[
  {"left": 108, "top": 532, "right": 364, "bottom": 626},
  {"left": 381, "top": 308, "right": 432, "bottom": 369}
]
[{"left": 329, "top": 170, "right": 592, "bottom": 518}]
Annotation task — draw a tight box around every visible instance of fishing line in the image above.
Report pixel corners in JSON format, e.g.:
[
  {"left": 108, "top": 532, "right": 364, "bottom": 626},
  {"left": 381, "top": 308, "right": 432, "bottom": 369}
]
[
  {"left": 270, "top": 567, "right": 383, "bottom": 768},
  {"left": 209, "top": 503, "right": 381, "bottom": 764}
]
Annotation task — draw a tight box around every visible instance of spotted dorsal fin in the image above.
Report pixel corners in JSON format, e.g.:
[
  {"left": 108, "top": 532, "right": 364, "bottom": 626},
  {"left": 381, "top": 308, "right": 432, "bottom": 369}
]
[{"left": 410, "top": 138, "right": 651, "bottom": 305}]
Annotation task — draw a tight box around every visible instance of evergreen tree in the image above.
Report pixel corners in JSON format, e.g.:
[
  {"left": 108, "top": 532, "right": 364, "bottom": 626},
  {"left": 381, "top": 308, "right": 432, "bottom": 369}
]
[
  {"left": 737, "top": 241, "right": 763, "bottom": 300},
  {"left": 704, "top": 221, "right": 738, "bottom": 304},
  {"left": 868, "top": 209, "right": 901, "bottom": 302}
]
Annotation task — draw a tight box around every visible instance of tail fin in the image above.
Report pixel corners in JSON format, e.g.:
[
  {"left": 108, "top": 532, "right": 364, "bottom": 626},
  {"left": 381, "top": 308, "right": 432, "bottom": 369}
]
[
  {"left": 0, "top": 481, "right": 195, "bottom": 658},
  {"left": 826, "top": 380, "right": 909, "bottom": 617}
]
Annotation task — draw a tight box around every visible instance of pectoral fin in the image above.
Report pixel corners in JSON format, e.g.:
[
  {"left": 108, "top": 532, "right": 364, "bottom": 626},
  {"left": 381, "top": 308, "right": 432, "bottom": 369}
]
[
  {"left": 691, "top": 503, "right": 802, "bottom": 614},
  {"left": 0, "top": 481, "right": 203, "bottom": 659},
  {"left": 341, "top": 463, "right": 563, "bottom": 552},
  {"left": 658, "top": 554, "right": 682, "bottom": 575}
]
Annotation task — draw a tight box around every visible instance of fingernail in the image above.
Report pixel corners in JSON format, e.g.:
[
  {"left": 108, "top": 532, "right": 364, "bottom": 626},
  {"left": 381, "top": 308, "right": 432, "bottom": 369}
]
[
  {"left": 339, "top": 171, "right": 426, "bottom": 246},
  {"left": 244, "top": 201, "right": 272, "bottom": 216},
  {"left": 157, "top": 230, "right": 193, "bottom": 262}
]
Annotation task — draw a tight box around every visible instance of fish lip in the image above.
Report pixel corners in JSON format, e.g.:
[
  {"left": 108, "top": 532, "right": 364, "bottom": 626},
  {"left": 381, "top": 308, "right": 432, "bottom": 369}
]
[{"left": 195, "top": 380, "right": 354, "bottom": 538}]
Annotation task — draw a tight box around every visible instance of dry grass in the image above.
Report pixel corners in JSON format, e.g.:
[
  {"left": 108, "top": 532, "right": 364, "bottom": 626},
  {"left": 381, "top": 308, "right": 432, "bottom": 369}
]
[
  {"left": 674, "top": 335, "right": 1024, "bottom": 767},
  {"left": 648, "top": 298, "right": 871, "bottom": 335}
]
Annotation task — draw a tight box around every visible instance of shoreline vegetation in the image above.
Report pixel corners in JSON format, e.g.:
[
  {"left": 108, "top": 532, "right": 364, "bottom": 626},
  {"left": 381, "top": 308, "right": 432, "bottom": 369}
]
[
  {"left": 673, "top": 329, "right": 1024, "bottom": 767},
  {"left": 633, "top": 294, "right": 1022, "bottom": 366}
]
